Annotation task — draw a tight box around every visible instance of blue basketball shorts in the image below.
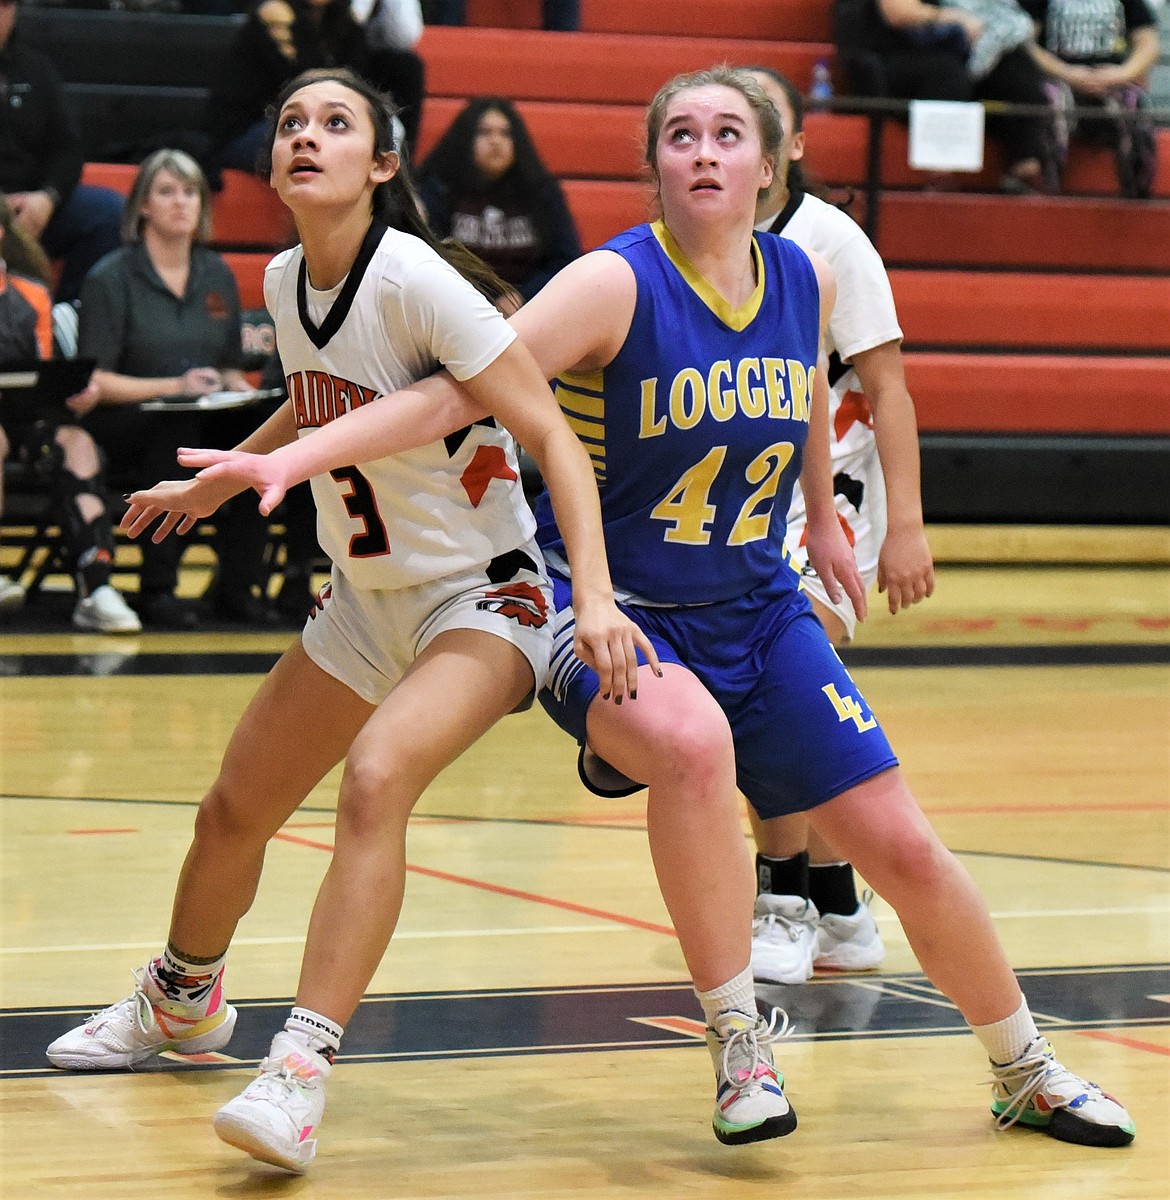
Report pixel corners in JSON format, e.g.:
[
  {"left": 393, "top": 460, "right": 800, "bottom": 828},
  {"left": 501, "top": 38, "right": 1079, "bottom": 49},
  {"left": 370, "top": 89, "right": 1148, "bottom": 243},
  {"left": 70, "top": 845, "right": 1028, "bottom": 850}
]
[{"left": 540, "top": 572, "right": 898, "bottom": 820}]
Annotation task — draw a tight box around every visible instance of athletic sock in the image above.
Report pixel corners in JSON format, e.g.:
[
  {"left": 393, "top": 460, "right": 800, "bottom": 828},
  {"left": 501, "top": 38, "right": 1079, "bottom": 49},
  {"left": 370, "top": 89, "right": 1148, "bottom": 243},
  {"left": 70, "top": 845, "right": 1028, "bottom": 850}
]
[
  {"left": 755, "top": 850, "right": 809, "bottom": 898},
  {"left": 808, "top": 860, "right": 860, "bottom": 916},
  {"left": 149, "top": 946, "right": 227, "bottom": 1013},
  {"left": 971, "top": 997, "right": 1040, "bottom": 1065},
  {"left": 284, "top": 1007, "right": 344, "bottom": 1063},
  {"left": 696, "top": 966, "right": 757, "bottom": 1028}
]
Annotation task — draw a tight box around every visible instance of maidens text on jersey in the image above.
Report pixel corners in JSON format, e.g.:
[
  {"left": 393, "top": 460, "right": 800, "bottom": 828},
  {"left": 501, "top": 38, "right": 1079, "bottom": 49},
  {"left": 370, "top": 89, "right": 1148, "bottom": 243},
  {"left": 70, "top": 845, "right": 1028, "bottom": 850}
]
[{"left": 286, "top": 370, "right": 380, "bottom": 429}]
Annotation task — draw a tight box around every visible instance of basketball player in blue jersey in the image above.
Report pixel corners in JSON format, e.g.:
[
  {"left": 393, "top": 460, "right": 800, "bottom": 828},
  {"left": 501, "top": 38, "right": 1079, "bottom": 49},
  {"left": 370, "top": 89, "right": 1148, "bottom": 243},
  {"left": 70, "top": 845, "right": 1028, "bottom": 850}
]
[
  {"left": 144, "top": 67, "right": 1134, "bottom": 1153},
  {"left": 45, "top": 69, "right": 654, "bottom": 1174}
]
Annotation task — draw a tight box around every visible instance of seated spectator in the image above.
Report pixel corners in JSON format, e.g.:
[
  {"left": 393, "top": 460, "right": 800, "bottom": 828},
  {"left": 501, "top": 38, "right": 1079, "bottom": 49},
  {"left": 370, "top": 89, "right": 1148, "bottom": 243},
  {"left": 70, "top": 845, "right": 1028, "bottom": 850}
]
[
  {"left": 425, "top": 0, "right": 579, "bottom": 30},
  {"left": 417, "top": 97, "right": 581, "bottom": 303},
  {"left": 206, "top": 0, "right": 425, "bottom": 174},
  {"left": 834, "top": 0, "right": 1059, "bottom": 192},
  {"left": 77, "top": 150, "right": 274, "bottom": 629},
  {"left": 1023, "top": 0, "right": 1160, "bottom": 197},
  {"left": 0, "top": 0, "right": 124, "bottom": 302},
  {"left": 0, "top": 196, "right": 140, "bottom": 632},
  {"left": 352, "top": 0, "right": 427, "bottom": 152}
]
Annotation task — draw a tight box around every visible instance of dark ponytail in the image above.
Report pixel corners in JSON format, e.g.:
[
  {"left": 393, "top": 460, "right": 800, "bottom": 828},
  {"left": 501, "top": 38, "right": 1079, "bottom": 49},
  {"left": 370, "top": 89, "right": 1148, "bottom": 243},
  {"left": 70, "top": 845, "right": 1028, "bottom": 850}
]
[
  {"left": 743, "top": 65, "right": 834, "bottom": 204},
  {"left": 261, "top": 68, "right": 511, "bottom": 304}
]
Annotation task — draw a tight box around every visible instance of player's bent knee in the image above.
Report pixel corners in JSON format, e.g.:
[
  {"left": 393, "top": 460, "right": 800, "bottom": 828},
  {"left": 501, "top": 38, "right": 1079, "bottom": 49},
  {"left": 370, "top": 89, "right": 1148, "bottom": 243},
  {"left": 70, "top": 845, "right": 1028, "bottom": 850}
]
[
  {"left": 193, "top": 782, "right": 270, "bottom": 847},
  {"left": 871, "top": 827, "right": 954, "bottom": 906},
  {"left": 648, "top": 708, "right": 735, "bottom": 793},
  {"left": 335, "top": 755, "right": 417, "bottom": 838}
]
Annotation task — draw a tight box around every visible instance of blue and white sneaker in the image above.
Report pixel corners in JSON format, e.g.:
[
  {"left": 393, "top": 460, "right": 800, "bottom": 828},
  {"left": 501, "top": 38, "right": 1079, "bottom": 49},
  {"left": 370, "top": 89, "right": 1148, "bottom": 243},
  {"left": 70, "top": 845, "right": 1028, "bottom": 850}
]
[
  {"left": 706, "top": 1008, "right": 796, "bottom": 1145},
  {"left": 990, "top": 1037, "right": 1135, "bottom": 1147}
]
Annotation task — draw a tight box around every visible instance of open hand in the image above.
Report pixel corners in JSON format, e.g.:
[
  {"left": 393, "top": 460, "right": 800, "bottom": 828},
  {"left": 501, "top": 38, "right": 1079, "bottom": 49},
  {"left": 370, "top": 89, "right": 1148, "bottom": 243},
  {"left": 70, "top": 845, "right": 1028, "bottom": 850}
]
[
  {"left": 876, "top": 525, "right": 935, "bottom": 614},
  {"left": 571, "top": 597, "right": 662, "bottom": 704},
  {"left": 804, "top": 518, "right": 868, "bottom": 624},
  {"left": 177, "top": 446, "right": 292, "bottom": 516},
  {"left": 120, "top": 476, "right": 235, "bottom": 542}
]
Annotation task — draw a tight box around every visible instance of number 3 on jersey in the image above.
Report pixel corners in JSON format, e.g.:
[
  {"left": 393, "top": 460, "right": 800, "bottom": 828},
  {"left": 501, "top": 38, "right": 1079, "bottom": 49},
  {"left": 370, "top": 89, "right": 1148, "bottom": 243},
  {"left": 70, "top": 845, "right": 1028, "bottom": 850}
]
[
  {"left": 330, "top": 466, "right": 390, "bottom": 558},
  {"left": 650, "top": 441, "right": 794, "bottom": 545}
]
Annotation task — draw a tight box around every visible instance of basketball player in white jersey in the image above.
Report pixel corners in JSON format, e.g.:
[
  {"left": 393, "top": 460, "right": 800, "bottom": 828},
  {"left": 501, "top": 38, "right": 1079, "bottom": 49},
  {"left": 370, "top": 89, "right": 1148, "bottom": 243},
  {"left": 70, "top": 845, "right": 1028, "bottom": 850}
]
[
  {"left": 743, "top": 66, "right": 936, "bottom": 987},
  {"left": 46, "top": 68, "right": 655, "bottom": 1174}
]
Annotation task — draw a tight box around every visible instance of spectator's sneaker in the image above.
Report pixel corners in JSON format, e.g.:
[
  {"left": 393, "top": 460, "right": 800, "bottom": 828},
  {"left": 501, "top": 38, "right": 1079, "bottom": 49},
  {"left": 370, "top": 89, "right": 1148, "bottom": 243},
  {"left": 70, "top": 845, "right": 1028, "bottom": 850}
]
[
  {"left": 990, "top": 1037, "right": 1135, "bottom": 1147},
  {"left": 73, "top": 585, "right": 142, "bottom": 634},
  {"left": 213, "top": 1032, "right": 331, "bottom": 1173},
  {"left": 814, "top": 893, "right": 885, "bottom": 971},
  {"left": 750, "top": 894, "right": 818, "bottom": 984},
  {"left": 0, "top": 577, "right": 25, "bottom": 610},
  {"left": 706, "top": 1008, "right": 796, "bottom": 1145},
  {"left": 46, "top": 967, "right": 235, "bottom": 1069}
]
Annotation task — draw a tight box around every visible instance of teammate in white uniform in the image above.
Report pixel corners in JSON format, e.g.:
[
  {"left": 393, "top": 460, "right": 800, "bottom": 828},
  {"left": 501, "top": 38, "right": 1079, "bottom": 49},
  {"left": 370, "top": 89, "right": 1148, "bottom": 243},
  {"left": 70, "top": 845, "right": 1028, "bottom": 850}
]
[
  {"left": 745, "top": 68, "right": 936, "bottom": 987},
  {"left": 46, "top": 68, "right": 653, "bottom": 1174}
]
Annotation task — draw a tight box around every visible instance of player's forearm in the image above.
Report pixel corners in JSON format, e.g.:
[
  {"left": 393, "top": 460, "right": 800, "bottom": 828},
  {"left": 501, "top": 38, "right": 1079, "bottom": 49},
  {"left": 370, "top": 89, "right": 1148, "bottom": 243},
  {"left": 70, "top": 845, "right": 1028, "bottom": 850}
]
[
  {"left": 871, "top": 384, "right": 926, "bottom": 532},
  {"left": 272, "top": 372, "right": 485, "bottom": 484},
  {"left": 237, "top": 399, "right": 299, "bottom": 456},
  {"left": 800, "top": 358, "right": 840, "bottom": 534}
]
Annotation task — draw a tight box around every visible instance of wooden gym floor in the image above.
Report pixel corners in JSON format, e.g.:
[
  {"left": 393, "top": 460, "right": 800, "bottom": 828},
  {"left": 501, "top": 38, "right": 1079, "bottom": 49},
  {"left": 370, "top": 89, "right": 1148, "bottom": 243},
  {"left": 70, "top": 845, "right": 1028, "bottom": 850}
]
[{"left": 0, "top": 527, "right": 1167, "bottom": 1198}]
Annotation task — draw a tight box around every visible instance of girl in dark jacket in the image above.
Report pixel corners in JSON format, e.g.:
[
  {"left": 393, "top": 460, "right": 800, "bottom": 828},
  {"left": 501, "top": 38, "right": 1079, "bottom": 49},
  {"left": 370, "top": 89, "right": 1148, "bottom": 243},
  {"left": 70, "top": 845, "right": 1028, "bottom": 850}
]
[{"left": 417, "top": 97, "right": 582, "bottom": 304}]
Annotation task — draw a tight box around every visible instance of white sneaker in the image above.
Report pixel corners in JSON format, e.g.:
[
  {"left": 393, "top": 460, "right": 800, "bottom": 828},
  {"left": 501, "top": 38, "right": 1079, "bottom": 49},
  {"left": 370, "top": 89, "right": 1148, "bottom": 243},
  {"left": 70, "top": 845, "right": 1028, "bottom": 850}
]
[
  {"left": 46, "top": 967, "right": 236, "bottom": 1069},
  {"left": 213, "top": 1031, "right": 332, "bottom": 1174},
  {"left": 706, "top": 1008, "right": 796, "bottom": 1144},
  {"left": 0, "top": 577, "right": 25, "bottom": 610},
  {"left": 73, "top": 584, "right": 142, "bottom": 633},
  {"left": 990, "top": 1037, "right": 1136, "bottom": 1147},
  {"left": 750, "top": 894, "right": 818, "bottom": 984},
  {"left": 814, "top": 894, "right": 885, "bottom": 971}
]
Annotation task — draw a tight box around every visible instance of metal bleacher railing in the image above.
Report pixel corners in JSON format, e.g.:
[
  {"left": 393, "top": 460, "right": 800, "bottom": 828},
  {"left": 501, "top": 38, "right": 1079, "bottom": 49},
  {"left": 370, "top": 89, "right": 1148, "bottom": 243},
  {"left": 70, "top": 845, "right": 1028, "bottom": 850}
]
[{"left": 811, "top": 93, "right": 1170, "bottom": 241}]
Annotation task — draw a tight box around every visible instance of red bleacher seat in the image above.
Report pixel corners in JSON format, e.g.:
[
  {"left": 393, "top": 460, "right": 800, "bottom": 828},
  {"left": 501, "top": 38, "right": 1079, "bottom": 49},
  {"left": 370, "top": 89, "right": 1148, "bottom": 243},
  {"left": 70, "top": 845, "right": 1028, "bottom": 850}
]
[
  {"left": 878, "top": 192, "right": 1170, "bottom": 271},
  {"left": 890, "top": 271, "right": 1170, "bottom": 353},
  {"left": 210, "top": 171, "right": 294, "bottom": 249},
  {"left": 905, "top": 353, "right": 1170, "bottom": 435},
  {"left": 582, "top": 0, "right": 833, "bottom": 41},
  {"left": 463, "top": 0, "right": 833, "bottom": 40},
  {"left": 418, "top": 25, "right": 832, "bottom": 103},
  {"left": 221, "top": 252, "right": 271, "bottom": 310}
]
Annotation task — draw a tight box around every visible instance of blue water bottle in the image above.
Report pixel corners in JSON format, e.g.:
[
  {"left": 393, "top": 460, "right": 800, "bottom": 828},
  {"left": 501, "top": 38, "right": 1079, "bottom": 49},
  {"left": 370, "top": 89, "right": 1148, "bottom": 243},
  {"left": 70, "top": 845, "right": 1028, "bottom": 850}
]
[{"left": 810, "top": 58, "right": 833, "bottom": 110}]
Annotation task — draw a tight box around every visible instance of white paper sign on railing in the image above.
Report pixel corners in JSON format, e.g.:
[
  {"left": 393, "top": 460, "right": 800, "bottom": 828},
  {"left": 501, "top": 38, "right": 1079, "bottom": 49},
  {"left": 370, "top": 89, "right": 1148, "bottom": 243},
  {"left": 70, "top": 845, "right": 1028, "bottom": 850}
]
[{"left": 908, "top": 99, "right": 986, "bottom": 172}]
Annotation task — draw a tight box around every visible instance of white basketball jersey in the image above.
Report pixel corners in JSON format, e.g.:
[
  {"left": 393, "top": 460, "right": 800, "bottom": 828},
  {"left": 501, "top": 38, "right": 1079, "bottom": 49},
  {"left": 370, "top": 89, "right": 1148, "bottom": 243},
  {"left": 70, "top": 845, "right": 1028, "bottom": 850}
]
[
  {"left": 266, "top": 222, "right": 536, "bottom": 591},
  {"left": 760, "top": 192, "right": 902, "bottom": 478}
]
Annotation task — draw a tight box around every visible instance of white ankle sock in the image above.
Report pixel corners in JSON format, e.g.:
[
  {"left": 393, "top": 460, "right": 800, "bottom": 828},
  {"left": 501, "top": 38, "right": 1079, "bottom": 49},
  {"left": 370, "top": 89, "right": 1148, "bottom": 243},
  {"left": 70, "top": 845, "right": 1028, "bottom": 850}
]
[
  {"left": 285, "top": 1007, "right": 344, "bottom": 1061},
  {"left": 696, "top": 966, "right": 756, "bottom": 1027},
  {"left": 971, "top": 997, "right": 1039, "bottom": 1066},
  {"left": 149, "top": 947, "right": 226, "bottom": 1011}
]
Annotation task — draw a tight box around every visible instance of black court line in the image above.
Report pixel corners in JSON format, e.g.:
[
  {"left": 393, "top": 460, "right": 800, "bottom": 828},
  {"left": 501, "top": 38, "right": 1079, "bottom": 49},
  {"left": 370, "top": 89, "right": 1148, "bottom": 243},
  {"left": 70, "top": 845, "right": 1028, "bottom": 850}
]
[
  {"left": 3, "top": 792, "right": 1168, "bottom": 875},
  {"left": 7, "top": 966, "right": 1168, "bottom": 1079},
  {"left": 2, "top": 642, "right": 1168, "bottom": 678}
]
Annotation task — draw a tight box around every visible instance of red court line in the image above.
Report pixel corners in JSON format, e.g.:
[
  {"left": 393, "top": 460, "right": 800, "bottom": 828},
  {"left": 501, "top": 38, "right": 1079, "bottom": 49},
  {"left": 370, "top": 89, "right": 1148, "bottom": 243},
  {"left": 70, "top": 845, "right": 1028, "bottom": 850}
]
[
  {"left": 1077, "top": 1029, "right": 1170, "bottom": 1057},
  {"left": 272, "top": 831, "right": 677, "bottom": 937}
]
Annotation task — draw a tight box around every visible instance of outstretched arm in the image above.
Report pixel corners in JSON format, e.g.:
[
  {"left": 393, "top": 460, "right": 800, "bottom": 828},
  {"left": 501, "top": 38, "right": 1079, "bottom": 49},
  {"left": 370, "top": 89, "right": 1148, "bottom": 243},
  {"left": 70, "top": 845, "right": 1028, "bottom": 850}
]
[
  {"left": 121, "top": 400, "right": 299, "bottom": 542},
  {"left": 799, "top": 254, "right": 867, "bottom": 621},
  {"left": 851, "top": 341, "right": 934, "bottom": 613},
  {"left": 180, "top": 372, "right": 488, "bottom": 515},
  {"left": 182, "top": 251, "right": 631, "bottom": 504}
]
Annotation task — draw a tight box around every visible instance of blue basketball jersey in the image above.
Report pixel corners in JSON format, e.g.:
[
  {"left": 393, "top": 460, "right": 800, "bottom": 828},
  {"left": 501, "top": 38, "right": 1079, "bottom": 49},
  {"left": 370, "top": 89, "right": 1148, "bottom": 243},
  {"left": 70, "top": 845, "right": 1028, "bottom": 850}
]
[{"left": 535, "top": 220, "right": 821, "bottom": 605}]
